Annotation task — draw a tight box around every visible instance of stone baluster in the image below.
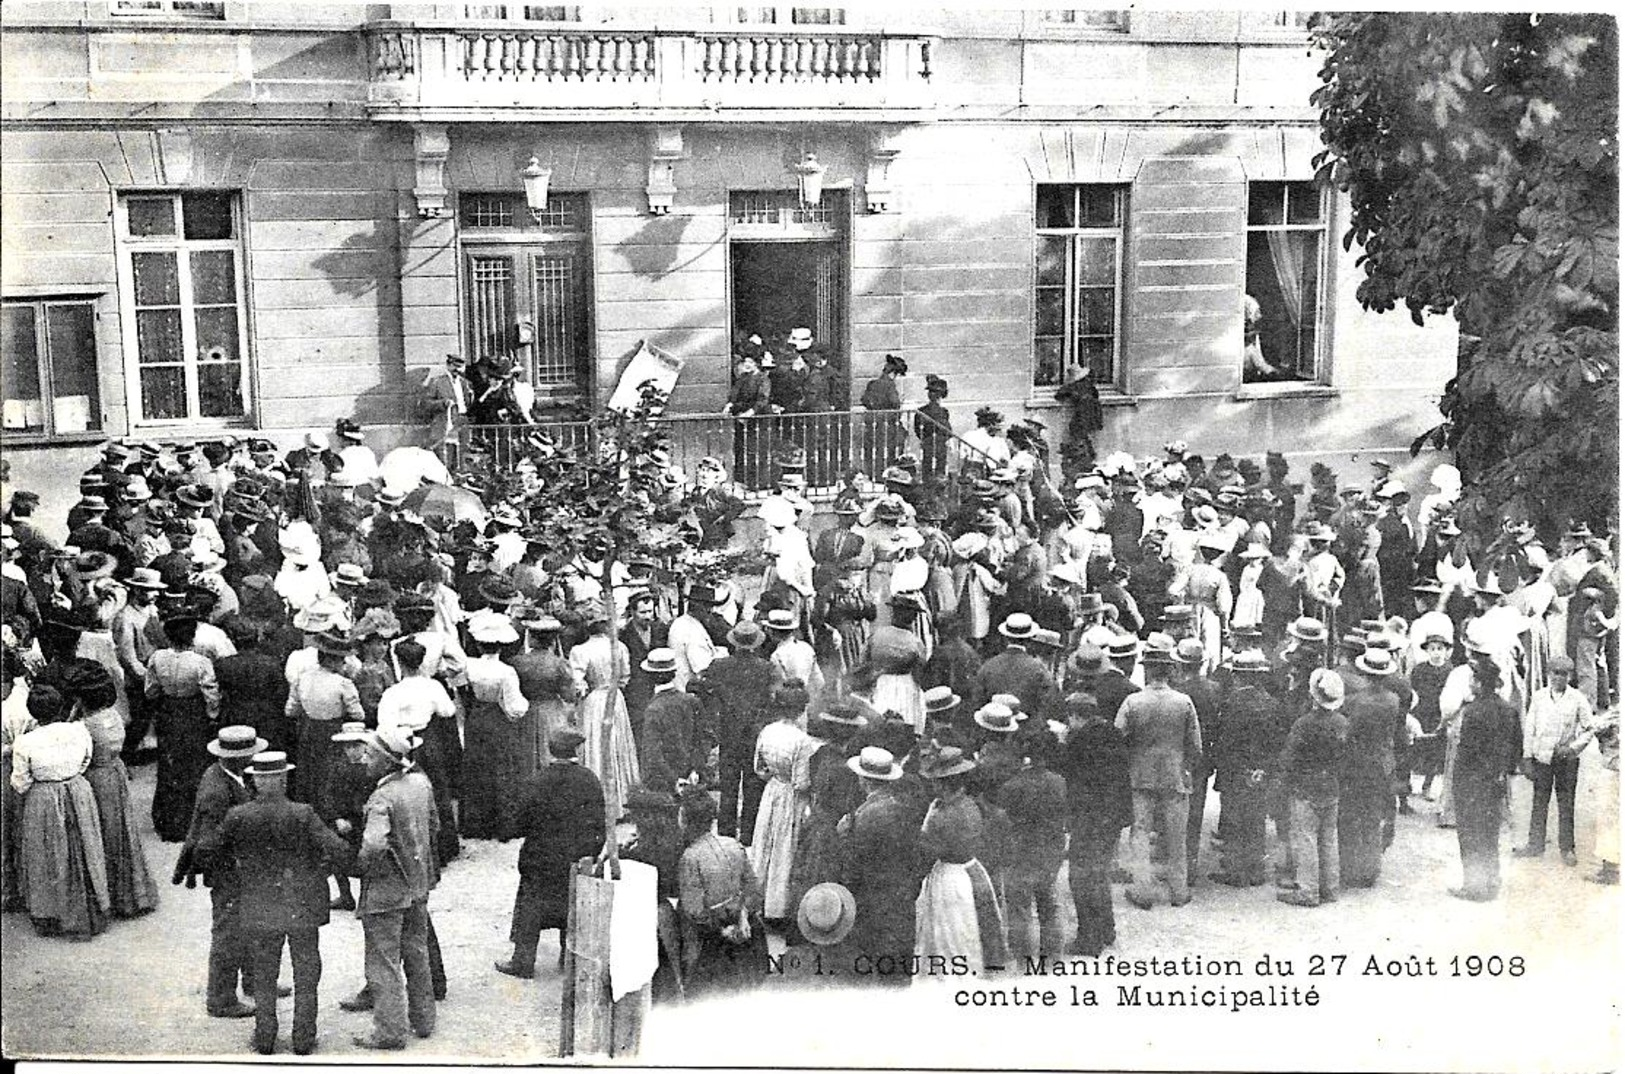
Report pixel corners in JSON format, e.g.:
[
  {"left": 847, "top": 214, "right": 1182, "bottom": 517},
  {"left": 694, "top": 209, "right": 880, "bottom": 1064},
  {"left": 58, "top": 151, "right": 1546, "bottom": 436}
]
[{"left": 501, "top": 34, "right": 519, "bottom": 78}]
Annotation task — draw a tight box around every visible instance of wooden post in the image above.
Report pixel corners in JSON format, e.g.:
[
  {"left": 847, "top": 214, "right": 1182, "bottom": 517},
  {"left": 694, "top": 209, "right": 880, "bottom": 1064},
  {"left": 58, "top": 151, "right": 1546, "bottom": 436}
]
[{"left": 559, "top": 858, "right": 650, "bottom": 1058}]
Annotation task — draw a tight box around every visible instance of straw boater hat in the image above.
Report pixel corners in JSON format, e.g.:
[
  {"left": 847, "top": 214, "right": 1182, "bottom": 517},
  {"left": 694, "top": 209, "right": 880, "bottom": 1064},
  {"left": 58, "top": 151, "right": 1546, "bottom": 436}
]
[
  {"left": 1104, "top": 635, "right": 1142, "bottom": 660},
  {"left": 1287, "top": 617, "right": 1328, "bottom": 644},
  {"left": 973, "top": 702, "right": 1019, "bottom": 734},
  {"left": 999, "top": 613, "right": 1038, "bottom": 640},
  {"left": 1070, "top": 645, "right": 1110, "bottom": 678},
  {"left": 762, "top": 608, "right": 798, "bottom": 634},
  {"left": 809, "top": 700, "right": 867, "bottom": 741},
  {"left": 125, "top": 567, "right": 165, "bottom": 591},
  {"left": 847, "top": 746, "right": 902, "bottom": 782},
  {"left": 640, "top": 647, "right": 679, "bottom": 675},
  {"left": 245, "top": 751, "right": 295, "bottom": 778},
  {"left": 923, "top": 685, "right": 961, "bottom": 717},
  {"left": 331, "top": 562, "right": 368, "bottom": 588},
  {"left": 1174, "top": 638, "right": 1207, "bottom": 667},
  {"left": 332, "top": 720, "right": 373, "bottom": 744},
  {"left": 797, "top": 883, "right": 857, "bottom": 947},
  {"left": 208, "top": 725, "right": 268, "bottom": 759},
  {"left": 1224, "top": 649, "right": 1272, "bottom": 675},
  {"left": 1354, "top": 647, "right": 1398, "bottom": 677}
]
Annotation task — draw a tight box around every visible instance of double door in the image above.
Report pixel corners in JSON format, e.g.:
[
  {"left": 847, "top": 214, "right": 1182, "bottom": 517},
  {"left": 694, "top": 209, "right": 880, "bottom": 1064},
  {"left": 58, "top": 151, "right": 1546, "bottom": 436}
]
[{"left": 463, "top": 242, "right": 591, "bottom": 414}]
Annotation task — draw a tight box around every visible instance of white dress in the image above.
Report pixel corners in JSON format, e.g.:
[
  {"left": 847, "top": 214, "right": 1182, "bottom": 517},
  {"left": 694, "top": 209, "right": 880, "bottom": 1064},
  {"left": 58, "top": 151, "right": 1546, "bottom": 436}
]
[
  {"left": 569, "top": 634, "right": 640, "bottom": 823},
  {"left": 748, "top": 719, "right": 815, "bottom": 919}
]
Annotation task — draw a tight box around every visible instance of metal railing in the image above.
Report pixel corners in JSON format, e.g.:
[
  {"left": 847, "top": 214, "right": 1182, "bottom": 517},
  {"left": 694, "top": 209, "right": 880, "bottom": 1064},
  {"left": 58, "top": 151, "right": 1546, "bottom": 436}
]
[{"left": 463, "top": 407, "right": 998, "bottom": 503}]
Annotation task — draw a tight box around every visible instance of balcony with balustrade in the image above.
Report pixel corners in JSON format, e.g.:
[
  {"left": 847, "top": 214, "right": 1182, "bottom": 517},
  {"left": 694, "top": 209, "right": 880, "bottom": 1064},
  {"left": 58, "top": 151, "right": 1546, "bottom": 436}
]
[{"left": 365, "top": 20, "right": 937, "bottom": 121}]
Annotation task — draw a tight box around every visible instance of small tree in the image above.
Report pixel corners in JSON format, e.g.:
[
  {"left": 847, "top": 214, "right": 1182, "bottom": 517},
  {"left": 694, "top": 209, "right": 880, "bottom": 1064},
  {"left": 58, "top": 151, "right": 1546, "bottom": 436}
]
[{"left": 1310, "top": 12, "right": 1618, "bottom": 547}]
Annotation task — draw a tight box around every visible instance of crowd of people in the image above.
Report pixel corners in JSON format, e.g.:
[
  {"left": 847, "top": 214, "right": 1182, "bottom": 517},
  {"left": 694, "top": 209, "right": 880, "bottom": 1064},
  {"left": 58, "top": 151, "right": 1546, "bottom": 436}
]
[{"left": 0, "top": 402, "right": 1619, "bottom": 1054}]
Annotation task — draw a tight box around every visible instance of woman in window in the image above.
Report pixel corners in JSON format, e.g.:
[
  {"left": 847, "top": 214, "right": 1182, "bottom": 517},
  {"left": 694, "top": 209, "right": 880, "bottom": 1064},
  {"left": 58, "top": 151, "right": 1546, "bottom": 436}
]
[{"left": 1242, "top": 294, "right": 1284, "bottom": 380}]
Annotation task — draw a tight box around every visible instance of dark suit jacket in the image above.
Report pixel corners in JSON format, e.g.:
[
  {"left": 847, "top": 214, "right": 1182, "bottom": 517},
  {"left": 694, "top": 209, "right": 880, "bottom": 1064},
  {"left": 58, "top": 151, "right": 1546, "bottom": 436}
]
[
  {"left": 974, "top": 645, "right": 1063, "bottom": 722},
  {"left": 513, "top": 761, "right": 606, "bottom": 928},
  {"left": 215, "top": 650, "right": 290, "bottom": 750},
  {"left": 639, "top": 688, "right": 699, "bottom": 793},
  {"left": 691, "top": 652, "right": 775, "bottom": 753},
  {"left": 220, "top": 795, "right": 353, "bottom": 933},
  {"left": 177, "top": 763, "right": 255, "bottom": 890},
  {"left": 620, "top": 619, "right": 670, "bottom": 727}
]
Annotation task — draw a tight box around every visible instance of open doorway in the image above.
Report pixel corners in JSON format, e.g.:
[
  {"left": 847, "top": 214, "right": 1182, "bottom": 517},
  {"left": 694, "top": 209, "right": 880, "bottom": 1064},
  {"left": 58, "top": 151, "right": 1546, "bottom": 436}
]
[{"left": 729, "top": 240, "right": 842, "bottom": 372}]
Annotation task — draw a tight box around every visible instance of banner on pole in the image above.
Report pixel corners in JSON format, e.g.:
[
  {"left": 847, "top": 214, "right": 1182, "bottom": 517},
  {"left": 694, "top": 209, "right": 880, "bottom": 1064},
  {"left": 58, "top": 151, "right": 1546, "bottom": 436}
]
[{"left": 607, "top": 340, "right": 683, "bottom": 414}]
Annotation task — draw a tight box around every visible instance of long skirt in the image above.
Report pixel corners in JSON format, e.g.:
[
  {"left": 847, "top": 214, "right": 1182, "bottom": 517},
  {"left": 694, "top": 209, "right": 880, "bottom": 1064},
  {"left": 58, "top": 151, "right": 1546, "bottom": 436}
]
[
  {"left": 83, "top": 757, "right": 159, "bottom": 917},
  {"left": 2, "top": 751, "right": 24, "bottom": 910},
  {"left": 871, "top": 673, "right": 925, "bottom": 736},
  {"left": 417, "top": 720, "right": 461, "bottom": 865},
  {"left": 785, "top": 807, "right": 842, "bottom": 941},
  {"left": 915, "top": 858, "right": 1009, "bottom": 973},
  {"left": 462, "top": 699, "right": 524, "bottom": 840},
  {"left": 749, "top": 777, "right": 805, "bottom": 920},
  {"left": 581, "top": 687, "right": 639, "bottom": 825},
  {"left": 518, "top": 698, "right": 574, "bottom": 785},
  {"left": 152, "top": 692, "right": 213, "bottom": 843},
  {"left": 18, "top": 776, "right": 111, "bottom": 937}
]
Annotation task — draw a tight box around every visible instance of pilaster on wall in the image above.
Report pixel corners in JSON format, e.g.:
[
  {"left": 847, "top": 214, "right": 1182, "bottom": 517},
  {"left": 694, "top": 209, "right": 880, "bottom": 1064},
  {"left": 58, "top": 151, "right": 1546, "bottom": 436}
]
[{"left": 396, "top": 204, "right": 460, "bottom": 389}]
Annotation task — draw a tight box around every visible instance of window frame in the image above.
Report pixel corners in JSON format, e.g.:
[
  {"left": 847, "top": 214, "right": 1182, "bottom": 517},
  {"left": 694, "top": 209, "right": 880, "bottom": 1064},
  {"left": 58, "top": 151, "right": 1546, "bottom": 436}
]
[
  {"left": 108, "top": 0, "right": 227, "bottom": 17},
  {"left": 0, "top": 296, "right": 107, "bottom": 444},
  {"left": 1242, "top": 180, "right": 1332, "bottom": 387},
  {"left": 459, "top": 4, "right": 583, "bottom": 21},
  {"left": 114, "top": 190, "right": 254, "bottom": 429},
  {"left": 718, "top": 6, "right": 847, "bottom": 26},
  {"left": 1031, "top": 182, "right": 1128, "bottom": 397},
  {"left": 1021, "top": 9, "right": 1130, "bottom": 35}
]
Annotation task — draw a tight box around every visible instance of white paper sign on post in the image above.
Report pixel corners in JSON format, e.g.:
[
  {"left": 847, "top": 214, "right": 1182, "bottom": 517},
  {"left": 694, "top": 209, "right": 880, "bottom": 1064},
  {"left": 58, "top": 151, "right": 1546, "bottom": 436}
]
[{"left": 607, "top": 340, "right": 683, "bottom": 414}]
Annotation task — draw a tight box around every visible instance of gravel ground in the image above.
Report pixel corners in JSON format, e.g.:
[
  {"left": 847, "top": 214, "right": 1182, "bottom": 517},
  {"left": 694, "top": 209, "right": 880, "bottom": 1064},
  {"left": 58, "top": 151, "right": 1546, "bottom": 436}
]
[{"left": 4, "top": 751, "right": 1619, "bottom": 1068}]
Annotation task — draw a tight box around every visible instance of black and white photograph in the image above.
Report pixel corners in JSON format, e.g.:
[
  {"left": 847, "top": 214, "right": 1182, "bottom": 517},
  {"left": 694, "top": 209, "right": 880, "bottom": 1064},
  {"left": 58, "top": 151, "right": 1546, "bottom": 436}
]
[{"left": 0, "top": 1, "right": 1618, "bottom": 1069}]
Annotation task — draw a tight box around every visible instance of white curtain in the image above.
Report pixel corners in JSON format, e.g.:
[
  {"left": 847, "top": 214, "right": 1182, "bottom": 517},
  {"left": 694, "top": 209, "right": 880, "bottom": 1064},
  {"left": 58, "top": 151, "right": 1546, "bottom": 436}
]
[{"left": 1265, "top": 231, "right": 1307, "bottom": 331}]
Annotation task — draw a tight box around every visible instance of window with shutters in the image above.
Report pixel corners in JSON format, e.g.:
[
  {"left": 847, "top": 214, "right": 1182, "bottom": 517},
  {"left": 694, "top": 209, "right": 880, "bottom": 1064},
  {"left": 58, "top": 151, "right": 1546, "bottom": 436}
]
[
  {"left": 1033, "top": 183, "right": 1126, "bottom": 391},
  {"left": 1243, "top": 181, "right": 1329, "bottom": 384},
  {"left": 1, "top": 299, "right": 103, "bottom": 441},
  {"left": 115, "top": 191, "right": 251, "bottom": 426}
]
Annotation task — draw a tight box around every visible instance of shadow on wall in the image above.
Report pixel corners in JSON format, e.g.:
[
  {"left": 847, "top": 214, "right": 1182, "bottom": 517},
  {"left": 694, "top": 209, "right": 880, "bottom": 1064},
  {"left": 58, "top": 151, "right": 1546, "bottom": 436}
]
[{"left": 615, "top": 212, "right": 720, "bottom": 280}]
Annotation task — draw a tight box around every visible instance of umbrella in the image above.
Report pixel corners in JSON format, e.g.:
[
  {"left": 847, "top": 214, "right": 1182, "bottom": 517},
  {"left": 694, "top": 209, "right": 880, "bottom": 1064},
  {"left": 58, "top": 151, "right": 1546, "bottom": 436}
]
[
  {"left": 402, "top": 483, "right": 488, "bottom": 528},
  {"left": 379, "top": 446, "right": 451, "bottom": 494}
]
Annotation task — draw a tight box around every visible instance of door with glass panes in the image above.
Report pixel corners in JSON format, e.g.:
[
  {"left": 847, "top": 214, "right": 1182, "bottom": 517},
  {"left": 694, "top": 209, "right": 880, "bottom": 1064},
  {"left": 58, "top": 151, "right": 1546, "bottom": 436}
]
[{"left": 460, "top": 192, "right": 592, "bottom": 416}]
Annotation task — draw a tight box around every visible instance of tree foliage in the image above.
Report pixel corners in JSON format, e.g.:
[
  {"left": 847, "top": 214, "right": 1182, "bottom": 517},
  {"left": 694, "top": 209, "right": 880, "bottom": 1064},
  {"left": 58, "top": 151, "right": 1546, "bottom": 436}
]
[{"left": 1310, "top": 12, "right": 1618, "bottom": 546}]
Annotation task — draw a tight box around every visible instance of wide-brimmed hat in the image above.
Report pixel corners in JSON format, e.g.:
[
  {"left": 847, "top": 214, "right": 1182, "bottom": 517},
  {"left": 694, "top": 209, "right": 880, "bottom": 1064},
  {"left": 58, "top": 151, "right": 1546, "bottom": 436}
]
[
  {"left": 1238, "top": 543, "right": 1271, "bottom": 561},
  {"left": 467, "top": 608, "right": 518, "bottom": 645},
  {"left": 1192, "top": 505, "right": 1220, "bottom": 528},
  {"left": 209, "top": 725, "right": 269, "bottom": 758},
  {"left": 920, "top": 745, "right": 976, "bottom": 780},
  {"left": 121, "top": 476, "right": 153, "bottom": 502},
  {"left": 245, "top": 750, "right": 295, "bottom": 777},
  {"left": 974, "top": 702, "right": 1019, "bottom": 734},
  {"left": 1225, "top": 649, "right": 1272, "bottom": 675},
  {"left": 352, "top": 607, "right": 402, "bottom": 642},
  {"left": 479, "top": 577, "right": 522, "bottom": 608},
  {"left": 771, "top": 682, "right": 810, "bottom": 716},
  {"left": 809, "top": 704, "right": 866, "bottom": 740},
  {"left": 847, "top": 746, "right": 902, "bottom": 782},
  {"left": 891, "top": 527, "right": 925, "bottom": 553},
  {"left": 923, "top": 685, "right": 961, "bottom": 715},
  {"left": 331, "top": 562, "right": 369, "bottom": 588},
  {"left": 331, "top": 721, "right": 372, "bottom": 744},
  {"left": 952, "top": 531, "right": 990, "bottom": 559},
  {"left": 640, "top": 647, "right": 679, "bottom": 675},
  {"left": 872, "top": 498, "right": 907, "bottom": 523},
  {"left": 125, "top": 567, "right": 166, "bottom": 591},
  {"left": 73, "top": 551, "right": 117, "bottom": 579},
  {"left": 1304, "top": 522, "right": 1336, "bottom": 544},
  {"left": 1309, "top": 668, "right": 1345, "bottom": 710},
  {"left": 1074, "top": 591, "right": 1106, "bottom": 616},
  {"left": 376, "top": 723, "right": 422, "bottom": 758},
  {"left": 797, "top": 882, "right": 857, "bottom": 946},
  {"left": 974, "top": 406, "right": 1004, "bottom": 428},
  {"left": 175, "top": 484, "right": 213, "bottom": 510},
  {"left": 328, "top": 468, "right": 366, "bottom": 489},
  {"left": 762, "top": 608, "right": 798, "bottom": 633},
  {"left": 999, "top": 613, "right": 1037, "bottom": 640},
  {"left": 1048, "top": 560, "right": 1087, "bottom": 589},
  {"left": 1141, "top": 634, "right": 1178, "bottom": 665},
  {"left": 314, "top": 630, "right": 356, "bottom": 657},
  {"left": 724, "top": 620, "right": 765, "bottom": 652},
  {"left": 1287, "top": 617, "right": 1328, "bottom": 643},
  {"left": 1161, "top": 604, "right": 1195, "bottom": 624}
]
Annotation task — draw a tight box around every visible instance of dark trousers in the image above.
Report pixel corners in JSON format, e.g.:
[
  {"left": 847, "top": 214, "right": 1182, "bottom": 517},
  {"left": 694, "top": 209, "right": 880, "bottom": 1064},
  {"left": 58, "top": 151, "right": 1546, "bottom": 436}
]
[
  {"left": 362, "top": 900, "right": 435, "bottom": 1044},
  {"left": 1218, "top": 779, "right": 1267, "bottom": 881},
  {"left": 1067, "top": 820, "right": 1120, "bottom": 956},
  {"left": 1456, "top": 779, "right": 1505, "bottom": 896},
  {"left": 120, "top": 691, "right": 153, "bottom": 764},
  {"left": 250, "top": 927, "right": 320, "bottom": 1053},
  {"left": 1186, "top": 761, "right": 1211, "bottom": 881},
  {"left": 207, "top": 884, "right": 255, "bottom": 1011},
  {"left": 1527, "top": 755, "right": 1580, "bottom": 853},
  {"left": 718, "top": 736, "right": 764, "bottom": 843}
]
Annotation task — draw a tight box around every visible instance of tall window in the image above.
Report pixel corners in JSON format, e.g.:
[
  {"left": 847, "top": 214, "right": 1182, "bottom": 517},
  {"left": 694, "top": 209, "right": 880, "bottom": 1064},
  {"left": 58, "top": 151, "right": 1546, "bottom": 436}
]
[
  {"left": 1244, "top": 181, "right": 1328, "bottom": 383},
  {"left": 1034, "top": 184, "right": 1126, "bottom": 389},
  {"left": 1, "top": 300, "right": 102, "bottom": 439},
  {"left": 462, "top": 4, "right": 582, "bottom": 18},
  {"left": 117, "top": 191, "right": 250, "bottom": 424},
  {"left": 1037, "top": 10, "right": 1127, "bottom": 29},
  {"left": 726, "top": 6, "right": 846, "bottom": 24}
]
